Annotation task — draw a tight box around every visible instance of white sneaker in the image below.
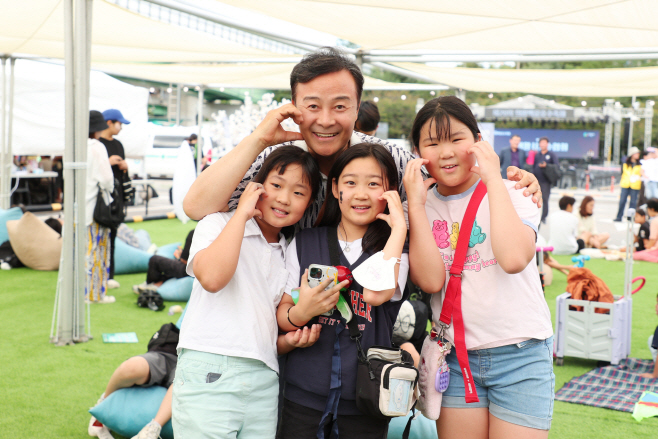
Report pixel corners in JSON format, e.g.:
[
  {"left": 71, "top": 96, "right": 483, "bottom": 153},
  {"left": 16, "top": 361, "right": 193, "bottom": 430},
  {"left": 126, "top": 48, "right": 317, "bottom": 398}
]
[
  {"left": 107, "top": 279, "right": 120, "bottom": 289},
  {"left": 131, "top": 420, "right": 162, "bottom": 439},
  {"left": 0, "top": 262, "right": 11, "bottom": 270},
  {"left": 86, "top": 295, "right": 116, "bottom": 304},
  {"left": 88, "top": 417, "right": 114, "bottom": 439},
  {"left": 132, "top": 282, "right": 157, "bottom": 294}
]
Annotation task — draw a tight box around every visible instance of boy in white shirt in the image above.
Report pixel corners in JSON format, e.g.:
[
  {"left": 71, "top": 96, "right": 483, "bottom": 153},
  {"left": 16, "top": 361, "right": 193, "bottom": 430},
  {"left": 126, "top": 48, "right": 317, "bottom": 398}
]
[
  {"left": 173, "top": 146, "right": 345, "bottom": 438},
  {"left": 548, "top": 196, "right": 584, "bottom": 255}
]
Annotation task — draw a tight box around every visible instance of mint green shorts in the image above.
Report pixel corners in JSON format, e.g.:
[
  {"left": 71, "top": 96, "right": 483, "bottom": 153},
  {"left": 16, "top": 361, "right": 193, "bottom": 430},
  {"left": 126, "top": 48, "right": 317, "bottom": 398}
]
[{"left": 172, "top": 349, "right": 279, "bottom": 439}]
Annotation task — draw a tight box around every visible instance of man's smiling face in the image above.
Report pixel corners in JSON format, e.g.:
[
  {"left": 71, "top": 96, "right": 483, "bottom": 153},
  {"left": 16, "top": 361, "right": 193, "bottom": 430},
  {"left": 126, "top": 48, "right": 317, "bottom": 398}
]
[{"left": 294, "top": 69, "right": 359, "bottom": 160}]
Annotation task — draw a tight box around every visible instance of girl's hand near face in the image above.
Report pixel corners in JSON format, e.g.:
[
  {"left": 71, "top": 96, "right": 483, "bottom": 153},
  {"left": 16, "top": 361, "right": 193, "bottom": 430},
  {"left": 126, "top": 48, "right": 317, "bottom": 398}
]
[
  {"left": 235, "top": 182, "right": 266, "bottom": 222},
  {"left": 468, "top": 140, "right": 504, "bottom": 187},
  {"left": 377, "top": 191, "right": 407, "bottom": 235},
  {"left": 403, "top": 159, "right": 436, "bottom": 208}
]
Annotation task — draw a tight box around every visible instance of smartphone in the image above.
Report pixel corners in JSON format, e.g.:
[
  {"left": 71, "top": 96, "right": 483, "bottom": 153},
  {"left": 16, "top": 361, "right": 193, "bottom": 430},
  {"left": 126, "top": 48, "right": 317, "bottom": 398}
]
[{"left": 308, "top": 265, "right": 338, "bottom": 290}]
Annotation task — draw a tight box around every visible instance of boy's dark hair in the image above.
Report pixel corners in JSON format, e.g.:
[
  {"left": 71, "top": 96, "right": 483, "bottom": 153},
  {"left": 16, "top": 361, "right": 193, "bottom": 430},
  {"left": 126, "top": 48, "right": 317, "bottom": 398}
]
[
  {"left": 411, "top": 96, "right": 480, "bottom": 151},
  {"left": 647, "top": 198, "right": 658, "bottom": 212},
  {"left": 559, "top": 196, "right": 576, "bottom": 211},
  {"left": 539, "top": 137, "right": 550, "bottom": 143},
  {"left": 356, "top": 101, "right": 380, "bottom": 133},
  {"left": 636, "top": 207, "right": 646, "bottom": 217},
  {"left": 579, "top": 195, "right": 594, "bottom": 218},
  {"left": 290, "top": 47, "right": 364, "bottom": 104},
  {"left": 319, "top": 143, "right": 399, "bottom": 254},
  {"left": 253, "top": 145, "right": 321, "bottom": 205}
]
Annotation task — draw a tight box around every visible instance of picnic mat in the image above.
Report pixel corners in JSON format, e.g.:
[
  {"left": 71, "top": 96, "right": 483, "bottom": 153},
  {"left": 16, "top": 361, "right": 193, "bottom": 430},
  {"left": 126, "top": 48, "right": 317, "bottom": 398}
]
[{"left": 555, "top": 358, "right": 658, "bottom": 412}]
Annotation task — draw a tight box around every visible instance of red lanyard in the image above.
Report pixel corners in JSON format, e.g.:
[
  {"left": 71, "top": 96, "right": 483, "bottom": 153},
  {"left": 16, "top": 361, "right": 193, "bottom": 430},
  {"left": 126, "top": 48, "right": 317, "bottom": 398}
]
[{"left": 438, "top": 181, "right": 487, "bottom": 403}]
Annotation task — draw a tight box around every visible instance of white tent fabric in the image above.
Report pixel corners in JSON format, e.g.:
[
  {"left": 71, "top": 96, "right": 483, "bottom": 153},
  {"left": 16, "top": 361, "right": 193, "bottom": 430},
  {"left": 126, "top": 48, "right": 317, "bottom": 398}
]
[
  {"left": 92, "top": 61, "right": 402, "bottom": 89},
  {"left": 391, "top": 63, "right": 658, "bottom": 97},
  {"left": 0, "top": 0, "right": 285, "bottom": 62},
  {"left": 488, "top": 95, "right": 573, "bottom": 109},
  {"left": 215, "top": 0, "right": 658, "bottom": 52},
  {"left": 5, "top": 60, "right": 149, "bottom": 156}
]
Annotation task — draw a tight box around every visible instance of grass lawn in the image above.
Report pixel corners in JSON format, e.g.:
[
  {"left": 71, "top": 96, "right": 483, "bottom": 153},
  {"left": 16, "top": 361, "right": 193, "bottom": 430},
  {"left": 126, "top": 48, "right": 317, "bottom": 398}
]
[{"left": 1, "top": 218, "right": 657, "bottom": 438}]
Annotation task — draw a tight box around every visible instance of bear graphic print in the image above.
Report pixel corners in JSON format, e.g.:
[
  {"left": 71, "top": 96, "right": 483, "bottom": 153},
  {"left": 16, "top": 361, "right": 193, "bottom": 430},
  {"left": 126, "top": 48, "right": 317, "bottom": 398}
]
[{"left": 433, "top": 219, "right": 487, "bottom": 250}]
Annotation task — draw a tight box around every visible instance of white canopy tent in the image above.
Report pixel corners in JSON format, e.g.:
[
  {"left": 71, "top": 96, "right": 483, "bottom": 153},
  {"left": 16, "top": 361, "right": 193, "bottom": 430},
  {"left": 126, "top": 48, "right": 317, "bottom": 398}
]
[
  {"left": 0, "top": 0, "right": 289, "bottom": 62},
  {"left": 5, "top": 59, "right": 149, "bottom": 157},
  {"left": 214, "top": 0, "right": 658, "bottom": 55},
  {"left": 91, "top": 61, "right": 447, "bottom": 90},
  {"left": 391, "top": 63, "right": 658, "bottom": 97}
]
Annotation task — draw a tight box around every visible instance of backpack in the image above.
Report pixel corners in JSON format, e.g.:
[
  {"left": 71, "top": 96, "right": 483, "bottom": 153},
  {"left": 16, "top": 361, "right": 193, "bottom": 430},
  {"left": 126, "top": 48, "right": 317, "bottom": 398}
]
[
  {"left": 147, "top": 323, "right": 180, "bottom": 356},
  {"left": 93, "top": 177, "right": 125, "bottom": 228}
]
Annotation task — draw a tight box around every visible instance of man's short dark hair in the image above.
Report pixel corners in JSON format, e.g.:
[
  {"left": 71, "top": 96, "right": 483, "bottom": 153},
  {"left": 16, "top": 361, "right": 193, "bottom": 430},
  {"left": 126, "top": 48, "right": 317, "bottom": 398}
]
[
  {"left": 539, "top": 137, "right": 550, "bottom": 143},
  {"left": 511, "top": 134, "right": 521, "bottom": 140},
  {"left": 636, "top": 207, "right": 646, "bottom": 217},
  {"left": 647, "top": 198, "right": 658, "bottom": 212},
  {"left": 356, "top": 101, "right": 380, "bottom": 133},
  {"left": 559, "top": 196, "right": 575, "bottom": 211},
  {"left": 290, "top": 47, "right": 364, "bottom": 104}
]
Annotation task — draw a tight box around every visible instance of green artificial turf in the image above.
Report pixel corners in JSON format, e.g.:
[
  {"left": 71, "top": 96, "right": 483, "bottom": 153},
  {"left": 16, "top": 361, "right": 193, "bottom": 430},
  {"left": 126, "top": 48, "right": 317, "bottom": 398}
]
[{"left": 0, "top": 220, "right": 657, "bottom": 438}]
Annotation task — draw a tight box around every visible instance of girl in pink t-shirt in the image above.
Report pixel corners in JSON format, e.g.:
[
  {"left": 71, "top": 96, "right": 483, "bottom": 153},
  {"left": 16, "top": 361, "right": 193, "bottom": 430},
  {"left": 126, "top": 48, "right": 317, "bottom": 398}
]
[{"left": 404, "top": 96, "right": 554, "bottom": 439}]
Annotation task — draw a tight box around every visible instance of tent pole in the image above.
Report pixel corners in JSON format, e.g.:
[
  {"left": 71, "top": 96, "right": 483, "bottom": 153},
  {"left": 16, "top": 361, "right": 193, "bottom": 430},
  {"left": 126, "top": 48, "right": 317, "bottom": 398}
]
[
  {"left": 644, "top": 101, "right": 654, "bottom": 150},
  {"left": 196, "top": 86, "right": 204, "bottom": 177},
  {"left": 176, "top": 83, "right": 181, "bottom": 126},
  {"left": 55, "top": 0, "right": 76, "bottom": 345},
  {"left": 0, "top": 57, "right": 7, "bottom": 210},
  {"left": 53, "top": 0, "right": 92, "bottom": 345},
  {"left": 627, "top": 97, "right": 636, "bottom": 157},
  {"left": 6, "top": 57, "right": 15, "bottom": 207}
]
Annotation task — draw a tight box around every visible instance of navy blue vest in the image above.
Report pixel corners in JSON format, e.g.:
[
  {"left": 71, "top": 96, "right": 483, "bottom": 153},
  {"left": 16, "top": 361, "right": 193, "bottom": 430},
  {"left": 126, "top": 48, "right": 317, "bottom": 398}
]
[{"left": 284, "top": 226, "right": 407, "bottom": 415}]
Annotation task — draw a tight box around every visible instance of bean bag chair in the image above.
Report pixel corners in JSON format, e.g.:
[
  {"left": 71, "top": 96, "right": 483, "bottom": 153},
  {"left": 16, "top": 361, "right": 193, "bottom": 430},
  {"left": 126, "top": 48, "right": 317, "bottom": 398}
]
[
  {"left": 135, "top": 229, "right": 152, "bottom": 251},
  {"left": 0, "top": 207, "right": 23, "bottom": 244},
  {"left": 387, "top": 411, "right": 438, "bottom": 439},
  {"left": 634, "top": 248, "right": 658, "bottom": 263},
  {"left": 89, "top": 386, "right": 174, "bottom": 439},
  {"left": 114, "top": 239, "right": 151, "bottom": 274},
  {"left": 6, "top": 212, "right": 61, "bottom": 270},
  {"left": 157, "top": 276, "right": 193, "bottom": 302},
  {"left": 155, "top": 242, "right": 181, "bottom": 260}
]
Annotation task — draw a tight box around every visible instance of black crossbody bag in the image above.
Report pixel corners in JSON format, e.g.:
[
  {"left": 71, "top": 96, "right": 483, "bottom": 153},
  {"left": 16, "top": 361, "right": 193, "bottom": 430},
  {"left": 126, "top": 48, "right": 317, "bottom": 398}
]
[{"left": 326, "top": 228, "right": 419, "bottom": 437}]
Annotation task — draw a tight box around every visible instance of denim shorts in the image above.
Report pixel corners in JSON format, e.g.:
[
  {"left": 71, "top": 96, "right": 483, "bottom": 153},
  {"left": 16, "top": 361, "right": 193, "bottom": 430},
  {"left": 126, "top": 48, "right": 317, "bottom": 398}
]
[
  {"left": 172, "top": 349, "right": 279, "bottom": 439},
  {"left": 441, "top": 337, "right": 555, "bottom": 430}
]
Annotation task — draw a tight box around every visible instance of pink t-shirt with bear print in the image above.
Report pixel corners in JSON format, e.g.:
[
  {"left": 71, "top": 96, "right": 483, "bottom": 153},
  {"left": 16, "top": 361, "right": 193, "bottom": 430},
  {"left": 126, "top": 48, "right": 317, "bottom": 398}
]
[{"left": 405, "top": 179, "right": 553, "bottom": 350}]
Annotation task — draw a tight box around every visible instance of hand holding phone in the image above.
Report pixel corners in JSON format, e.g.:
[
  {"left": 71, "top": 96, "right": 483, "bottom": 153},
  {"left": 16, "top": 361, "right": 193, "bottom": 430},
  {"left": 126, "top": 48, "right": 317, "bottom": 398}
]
[{"left": 293, "top": 268, "right": 349, "bottom": 322}]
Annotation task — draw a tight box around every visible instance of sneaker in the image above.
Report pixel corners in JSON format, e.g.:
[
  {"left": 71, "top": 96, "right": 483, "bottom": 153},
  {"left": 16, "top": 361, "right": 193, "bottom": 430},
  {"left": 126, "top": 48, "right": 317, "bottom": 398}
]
[
  {"left": 89, "top": 417, "right": 114, "bottom": 439},
  {"left": 86, "top": 295, "right": 116, "bottom": 304},
  {"left": 137, "top": 284, "right": 159, "bottom": 295},
  {"left": 0, "top": 262, "right": 11, "bottom": 270},
  {"left": 107, "top": 279, "right": 120, "bottom": 289},
  {"left": 132, "top": 282, "right": 157, "bottom": 294},
  {"left": 131, "top": 420, "right": 162, "bottom": 439}
]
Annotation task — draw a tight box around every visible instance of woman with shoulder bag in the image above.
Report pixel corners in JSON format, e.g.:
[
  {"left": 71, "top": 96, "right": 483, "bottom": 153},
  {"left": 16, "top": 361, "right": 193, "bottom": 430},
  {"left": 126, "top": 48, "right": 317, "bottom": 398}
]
[{"left": 85, "top": 110, "right": 116, "bottom": 304}]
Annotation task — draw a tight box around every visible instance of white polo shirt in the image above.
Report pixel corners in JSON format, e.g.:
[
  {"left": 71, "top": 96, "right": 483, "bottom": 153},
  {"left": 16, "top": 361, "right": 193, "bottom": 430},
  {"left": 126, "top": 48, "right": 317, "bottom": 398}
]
[{"left": 178, "top": 210, "right": 288, "bottom": 372}]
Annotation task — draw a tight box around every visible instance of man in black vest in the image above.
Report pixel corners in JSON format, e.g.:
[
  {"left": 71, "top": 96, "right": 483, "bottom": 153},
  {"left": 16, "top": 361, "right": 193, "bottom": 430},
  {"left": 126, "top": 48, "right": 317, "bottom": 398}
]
[{"left": 99, "top": 109, "right": 130, "bottom": 289}]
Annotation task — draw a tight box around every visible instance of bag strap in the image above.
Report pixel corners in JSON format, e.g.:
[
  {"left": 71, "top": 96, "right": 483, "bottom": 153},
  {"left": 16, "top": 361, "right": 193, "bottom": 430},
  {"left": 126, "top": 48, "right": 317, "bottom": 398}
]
[
  {"left": 437, "top": 181, "right": 487, "bottom": 404},
  {"left": 327, "top": 227, "right": 362, "bottom": 342}
]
